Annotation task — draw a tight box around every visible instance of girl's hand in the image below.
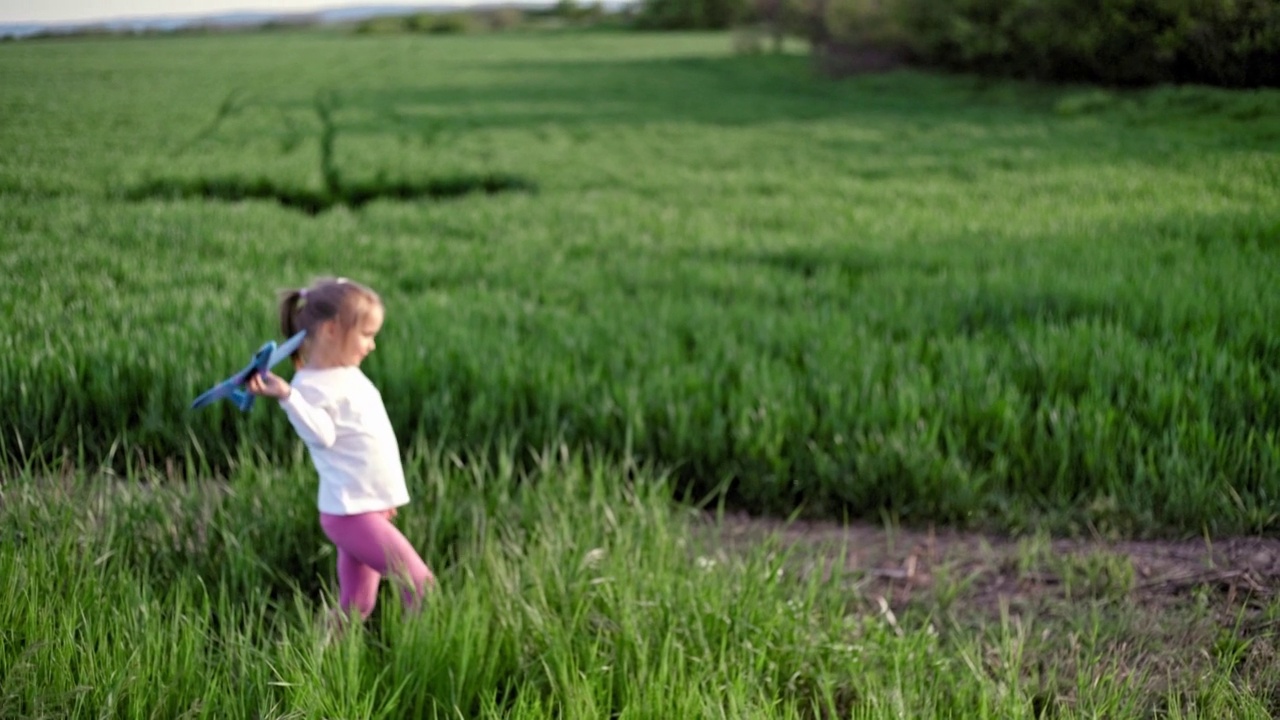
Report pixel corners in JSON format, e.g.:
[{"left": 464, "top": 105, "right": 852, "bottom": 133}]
[{"left": 246, "top": 371, "right": 291, "bottom": 400}]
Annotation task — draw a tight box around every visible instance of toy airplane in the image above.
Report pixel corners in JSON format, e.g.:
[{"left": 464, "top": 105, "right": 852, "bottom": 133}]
[{"left": 190, "top": 330, "right": 307, "bottom": 411}]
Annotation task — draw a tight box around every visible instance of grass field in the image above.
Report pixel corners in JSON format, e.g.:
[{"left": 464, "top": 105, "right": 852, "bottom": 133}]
[
  {"left": 1, "top": 29, "right": 1279, "bottom": 718},
  {"left": 3, "top": 31, "right": 1278, "bottom": 536},
  {"left": 6, "top": 454, "right": 1279, "bottom": 718}
]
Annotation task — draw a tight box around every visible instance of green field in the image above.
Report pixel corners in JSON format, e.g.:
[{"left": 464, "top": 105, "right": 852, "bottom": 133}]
[
  {"left": 3, "top": 31, "right": 1279, "bottom": 536},
  {"left": 2, "top": 29, "right": 1279, "bottom": 718}
]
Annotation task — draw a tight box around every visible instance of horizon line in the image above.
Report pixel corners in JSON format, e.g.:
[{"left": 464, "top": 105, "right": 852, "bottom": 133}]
[{"left": 0, "top": 0, "right": 568, "bottom": 31}]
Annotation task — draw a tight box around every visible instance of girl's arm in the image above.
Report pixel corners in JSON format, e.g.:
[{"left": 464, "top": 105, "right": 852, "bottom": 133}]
[
  {"left": 279, "top": 387, "right": 338, "bottom": 448},
  {"left": 249, "top": 372, "right": 338, "bottom": 448}
]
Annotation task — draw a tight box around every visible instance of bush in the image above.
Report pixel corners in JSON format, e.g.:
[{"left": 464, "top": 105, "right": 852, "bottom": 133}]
[
  {"left": 820, "top": 0, "right": 908, "bottom": 48},
  {"left": 353, "top": 15, "right": 413, "bottom": 34},
  {"left": 478, "top": 6, "right": 527, "bottom": 31},
  {"left": 634, "top": 0, "right": 752, "bottom": 29},
  {"left": 735, "top": 0, "right": 808, "bottom": 52},
  {"left": 410, "top": 12, "right": 478, "bottom": 34},
  {"left": 890, "top": 0, "right": 1280, "bottom": 87}
]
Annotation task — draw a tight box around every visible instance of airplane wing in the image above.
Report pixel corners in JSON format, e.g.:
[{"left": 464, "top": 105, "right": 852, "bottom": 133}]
[
  {"left": 190, "top": 330, "right": 307, "bottom": 412},
  {"left": 266, "top": 330, "right": 307, "bottom": 369},
  {"left": 190, "top": 374, "right": 249, "bottom": 409}
]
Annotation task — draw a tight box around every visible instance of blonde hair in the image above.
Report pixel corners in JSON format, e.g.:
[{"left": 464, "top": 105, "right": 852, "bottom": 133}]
[{"left": 279, "top": 277, "right": 382, "bottom": 368}]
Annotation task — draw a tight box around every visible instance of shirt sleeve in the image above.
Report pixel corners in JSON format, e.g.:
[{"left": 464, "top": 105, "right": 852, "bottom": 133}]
[{"left": 279, "top": 385, "right": 338, "bottom": 448}]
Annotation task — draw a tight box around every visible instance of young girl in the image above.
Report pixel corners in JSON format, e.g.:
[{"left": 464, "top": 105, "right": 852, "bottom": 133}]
[{"left": 246, "top": 276, "right": 436, "bottom": 620}]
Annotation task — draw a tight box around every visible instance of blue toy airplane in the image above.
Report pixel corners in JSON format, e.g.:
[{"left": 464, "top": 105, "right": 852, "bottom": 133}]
[{"left": 190, "top": 330, "right": 307, "bottom": 411}]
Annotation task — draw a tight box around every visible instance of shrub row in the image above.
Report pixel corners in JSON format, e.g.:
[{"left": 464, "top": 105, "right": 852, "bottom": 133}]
[
  {"left": 891, "top": 0, "right": 1280, "bottom": 87},
  {"left": 639, "top": 0, "right": 1280, "bottom": 87}
]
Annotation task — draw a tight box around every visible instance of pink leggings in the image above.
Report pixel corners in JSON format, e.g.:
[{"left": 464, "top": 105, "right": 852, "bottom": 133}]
[{"left": 319, "top": 509, "right": 435, "bottom": 619}]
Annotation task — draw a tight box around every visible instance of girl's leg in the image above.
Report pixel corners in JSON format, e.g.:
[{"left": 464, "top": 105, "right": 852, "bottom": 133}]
[
  {"left": 334, "top": 545, "right": 381, "bottom": 619},
  {"left": 320, "top": 510, "right": 435, "bottom": 615}
]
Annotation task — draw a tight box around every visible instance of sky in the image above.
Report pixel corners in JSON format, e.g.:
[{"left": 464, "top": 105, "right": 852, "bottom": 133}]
[{"left": 0, "top": 1, "right": 422, "bottom": 25}]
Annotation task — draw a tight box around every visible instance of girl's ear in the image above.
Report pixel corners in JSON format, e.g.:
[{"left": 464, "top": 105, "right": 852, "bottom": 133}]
[{"left": 317, "top": 319, "right": 340, "bottom": 343}]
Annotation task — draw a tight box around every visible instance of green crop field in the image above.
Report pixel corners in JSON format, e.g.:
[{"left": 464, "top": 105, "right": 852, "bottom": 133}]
[{"left": 2, "top": 29, "right": 1278, "bottom": 718}]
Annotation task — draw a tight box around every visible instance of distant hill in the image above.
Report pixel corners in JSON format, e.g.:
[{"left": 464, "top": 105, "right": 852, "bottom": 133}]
[
  {"left": 0, "top": 3, "right": 501, "bottom": 39},
  {"left": 318, "top": 4, "right": 439, "bottom": 21}
]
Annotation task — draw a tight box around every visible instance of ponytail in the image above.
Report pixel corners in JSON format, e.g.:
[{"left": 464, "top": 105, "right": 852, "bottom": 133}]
[{"left": 278, "top": 288, "right": 306, "bottom": 368}]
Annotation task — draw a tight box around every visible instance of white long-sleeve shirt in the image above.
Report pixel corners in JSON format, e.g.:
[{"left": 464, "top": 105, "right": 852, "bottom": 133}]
[{"left": 278, "top": 366, "right": 410, "bottom": 515}]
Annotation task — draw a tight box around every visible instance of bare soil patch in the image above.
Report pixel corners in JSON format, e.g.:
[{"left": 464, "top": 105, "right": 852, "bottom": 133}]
[
  {"left": 706, "top": 512, "right": 1280, "bottom": 614},
  {"left": 699, "top": 511, "right": 1280, "bottom": 702}
]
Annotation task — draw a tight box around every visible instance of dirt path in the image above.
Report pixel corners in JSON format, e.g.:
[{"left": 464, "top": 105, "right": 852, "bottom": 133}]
[{"left": 704, "top": 511, "right": 1280, "bottom": 617}]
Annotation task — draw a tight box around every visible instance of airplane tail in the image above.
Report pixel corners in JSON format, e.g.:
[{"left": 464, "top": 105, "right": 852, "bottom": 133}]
[{"left": 229, "top": 388, "right": 256, "bottom": 412}]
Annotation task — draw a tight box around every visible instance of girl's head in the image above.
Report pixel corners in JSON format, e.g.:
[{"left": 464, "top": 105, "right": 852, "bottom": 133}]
[{"left": 280, "top": 277, "right": 383, "bottom": 369}]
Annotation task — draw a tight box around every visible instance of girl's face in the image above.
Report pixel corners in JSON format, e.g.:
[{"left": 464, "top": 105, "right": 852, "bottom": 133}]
[{"left": 313, "top": 302, "right": 383, "bottom": 368}]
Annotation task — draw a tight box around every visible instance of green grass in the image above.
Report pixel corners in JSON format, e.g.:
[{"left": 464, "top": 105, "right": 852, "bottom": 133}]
[
  {"left": 4, "top": 451, "right": 1277, "bottom": 718},
  {"left": 1, "top": 31, "right": 1278, "bottom": 536},
  {"left": 4, "top": 28, "right": 1279, "bottom": 719}
]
